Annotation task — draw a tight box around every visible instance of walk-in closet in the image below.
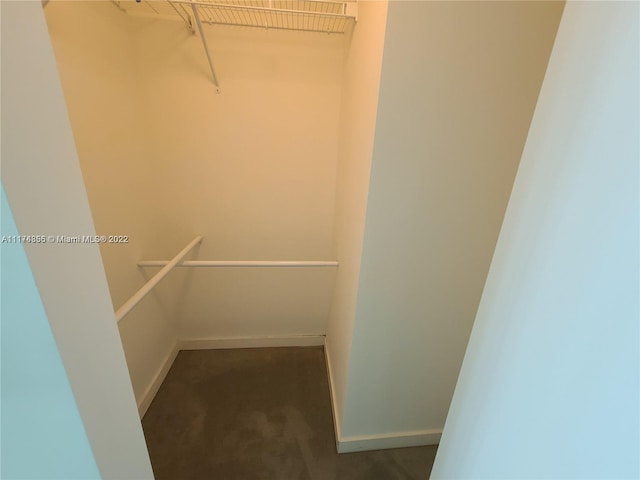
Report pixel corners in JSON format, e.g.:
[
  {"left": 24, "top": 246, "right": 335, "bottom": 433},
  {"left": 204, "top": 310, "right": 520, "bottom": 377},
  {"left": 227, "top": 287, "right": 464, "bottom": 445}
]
[
  {"left": 41, "top": 0, "right": 562, "bottom": 476},
  {"left": 4, "top": 0, "right": 638, "bottom": 477}
]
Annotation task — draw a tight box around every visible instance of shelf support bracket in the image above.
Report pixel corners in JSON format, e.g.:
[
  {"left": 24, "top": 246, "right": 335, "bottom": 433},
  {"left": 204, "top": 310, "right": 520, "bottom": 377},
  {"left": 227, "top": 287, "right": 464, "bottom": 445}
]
[
  {"left": 168, "top": 0, "right": 195, "bottom": 34},
  {"left": 191, "top": 1, "right": 221, "bottom": 93}
]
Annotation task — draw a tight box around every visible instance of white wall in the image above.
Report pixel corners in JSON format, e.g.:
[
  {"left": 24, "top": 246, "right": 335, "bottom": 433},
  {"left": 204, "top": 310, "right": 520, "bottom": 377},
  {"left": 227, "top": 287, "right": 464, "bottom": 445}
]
[
  {"left": 337, "top": 1, "right": 563, "bottom": 451},
  {"left": 1, "top": 1, "right": 153, "bottom": 477},
  {"left": 44, "top": 0, "right": 181, "bottom": 409},
  {"left": 432, "top": 2, "right": 639, "bottom": 478},
  {"left": 45, "top": 1, "right": 344, "bottom": 409},
  {"left": 136, "top": 18, "right": 344, "bottom": 341},
  {"left": 325, "top": 0, "right": 389, "bottom": 440}
]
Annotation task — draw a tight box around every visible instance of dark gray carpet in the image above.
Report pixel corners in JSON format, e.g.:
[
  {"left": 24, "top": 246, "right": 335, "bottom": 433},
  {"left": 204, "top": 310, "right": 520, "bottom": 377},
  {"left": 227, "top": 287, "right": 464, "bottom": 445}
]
[{"left": 142, "top": 347, "right": 437, "bottom": 479}]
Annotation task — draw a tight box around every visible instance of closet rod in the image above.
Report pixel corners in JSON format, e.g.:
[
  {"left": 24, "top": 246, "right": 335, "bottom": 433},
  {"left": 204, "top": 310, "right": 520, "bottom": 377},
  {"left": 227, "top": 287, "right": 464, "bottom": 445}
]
[
  {"left": 138, "top": 260, "right": 339, "bottom": 268},
  {"left": 115, "top": 235, "right": 203, "bottom": 323}
]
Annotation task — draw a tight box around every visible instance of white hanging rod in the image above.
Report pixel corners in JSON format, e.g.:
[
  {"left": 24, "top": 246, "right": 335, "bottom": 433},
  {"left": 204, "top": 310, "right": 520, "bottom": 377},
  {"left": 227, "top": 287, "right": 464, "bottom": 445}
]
[
  {"left": 137, "top": 260, "right": 339, "bottom": 267},
  {"left": 115, "top": 235, "right": 203, "bottom": 323}
]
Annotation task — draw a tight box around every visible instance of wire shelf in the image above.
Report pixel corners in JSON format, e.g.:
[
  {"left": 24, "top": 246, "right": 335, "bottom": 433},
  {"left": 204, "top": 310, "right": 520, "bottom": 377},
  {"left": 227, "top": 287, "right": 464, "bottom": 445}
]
[
  {"left": 114, "top": 0, "right": 357, "bottom": 34},
  {"left": 112, "top": 0, "right": 356, "bottom": 91}
]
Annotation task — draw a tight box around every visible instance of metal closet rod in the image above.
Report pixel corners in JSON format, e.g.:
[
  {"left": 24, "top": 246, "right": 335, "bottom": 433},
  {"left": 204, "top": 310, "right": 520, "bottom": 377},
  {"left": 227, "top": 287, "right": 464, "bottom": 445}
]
[
  {"left": 115, "top": 235, "right": 203, "bottom": 323},
  {"left": 138, "top": 260, "right": 339, "bottom": 267},
  {"left": 115, "top": 235, "right": 338, "bottom": 323}
]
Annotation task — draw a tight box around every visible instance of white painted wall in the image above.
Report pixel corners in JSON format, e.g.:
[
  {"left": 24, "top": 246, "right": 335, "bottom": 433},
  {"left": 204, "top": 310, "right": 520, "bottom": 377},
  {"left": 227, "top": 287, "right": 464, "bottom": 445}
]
[
  {"left": 325, "top": 0, "right": 389, "bottom": 439},
  {"left": 432, "top": 2, "right": 639, "bottom": 478},
  {"left": 44, "top": 0, "right": 182, "bottom": 409},
  {"left": 45, "top": 1, "right": 344, "bottom": 408},
  {"left": 136, "top": 18, "right": 344, "bottom": 341},
  {"left": 337, "top": 1, "right": 563, "bottom": 450},
  {"left": 1, "top": 1, "right": 153, "bottom": 477}
]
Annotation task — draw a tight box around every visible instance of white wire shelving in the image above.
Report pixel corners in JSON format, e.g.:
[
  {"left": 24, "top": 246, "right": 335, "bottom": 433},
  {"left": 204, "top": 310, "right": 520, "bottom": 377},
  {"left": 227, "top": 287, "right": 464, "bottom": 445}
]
[
  {"left": 114, "top": 0, "right": 357, "bottom": 34},
  {"left": 113, "top": 0, "right": 357, "bottom": 92}
]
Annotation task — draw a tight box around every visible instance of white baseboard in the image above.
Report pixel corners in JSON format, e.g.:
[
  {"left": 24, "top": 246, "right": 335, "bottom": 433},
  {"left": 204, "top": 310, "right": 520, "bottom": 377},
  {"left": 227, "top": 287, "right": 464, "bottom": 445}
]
[
  {"left": 179, "top": 335, "right": 325, "bottom": 350},
  {"left": 137, "top": 335, "right": 325, "bottom": 419},
  {"left": 338, "top": 429, "right": 442, "bottom": 453},
  {"left": 323, "top": 340, "right": 441, "bottom": 454},
  {"left": 323, "top": 339, "right": 342, "bottom": 453},
  {"left": 138, "top": 336, "right": 442, "bottom": 455},
  {"left": 137, "top": 342, "right": 180, "bottom": 418}
]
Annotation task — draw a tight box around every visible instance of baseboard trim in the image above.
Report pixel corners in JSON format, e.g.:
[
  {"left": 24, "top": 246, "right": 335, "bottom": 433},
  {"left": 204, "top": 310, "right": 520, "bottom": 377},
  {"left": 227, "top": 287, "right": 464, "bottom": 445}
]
[
  {"left": 137, "top": 336, "right": 325, "bottom": 419},
  {"left": 338, "top": 429, "right": 442, "bottom": 453},
  {"left": 179, "top": 335, "right": 325, "bottom": 350},
  {"left": 323, "top": 341, "right": 441, "bottom": 453},
  {"left": 137, "top": 336, "right": 442, "bottom": 455},
  {"left": 323, "top": 339, "right": 342, "bottom": 453},
  {"left": 137, "top": 342, "right": 180, "bottom": 418}
]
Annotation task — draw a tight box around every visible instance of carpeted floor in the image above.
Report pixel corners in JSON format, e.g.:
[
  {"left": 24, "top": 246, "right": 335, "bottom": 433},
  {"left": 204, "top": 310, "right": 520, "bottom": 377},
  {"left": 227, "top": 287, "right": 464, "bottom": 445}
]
[{"left": 142, "top": 347, "right": 437, "bottom": 479}]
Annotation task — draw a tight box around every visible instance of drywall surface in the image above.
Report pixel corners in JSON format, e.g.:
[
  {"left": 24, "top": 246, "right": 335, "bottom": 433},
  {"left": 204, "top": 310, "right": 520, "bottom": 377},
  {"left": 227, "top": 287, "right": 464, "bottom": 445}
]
[
  {"left": 135, "top": 17, "right": 344, "bottom": 340},
  {"left": 325, "top": 0, "right": 389, "bottom": 434},
  {"left": 1, "top": 187, "right": 100, "bottom": 479},
  {"left": 45, "top": 1, "right": 344, "bottom": 353},
  {"left": 44, "top": 0, "right": 181, "bottom": 406},
  {"left": 432, "top": 2, "right": 639, "bottom": 478},
  {"left": 1, "top": 1, "right": 153, "bottom": 478},
  {"left": 340, "top": 1, "right": 563, "bottom": 441}
]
